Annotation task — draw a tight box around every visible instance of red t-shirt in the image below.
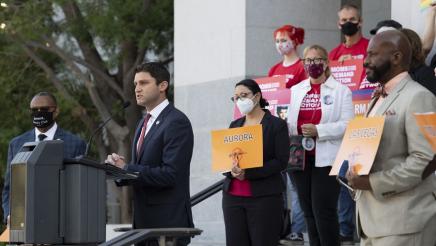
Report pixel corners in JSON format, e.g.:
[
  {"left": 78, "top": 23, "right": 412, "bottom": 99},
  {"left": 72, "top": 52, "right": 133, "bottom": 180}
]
[
  {"left": 268, "top": 59, "right": 307, "bottom": 88},
  {"left": 329, "top": 37, "right": 369, "bottom": 83},
  {"left": 297, "top": 83, "right": 322, "bottom": 155},
  {"left": 329, "top": 37, "right": 369, "bottom": 61},
  {"left": 228, "top": 179, "right": 252, "bottom": 197}
]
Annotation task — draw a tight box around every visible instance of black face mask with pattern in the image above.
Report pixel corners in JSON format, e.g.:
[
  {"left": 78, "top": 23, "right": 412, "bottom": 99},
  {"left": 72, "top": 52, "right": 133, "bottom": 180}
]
[{"left": 32, "top": 111, "right": 54, "bottom": 128}]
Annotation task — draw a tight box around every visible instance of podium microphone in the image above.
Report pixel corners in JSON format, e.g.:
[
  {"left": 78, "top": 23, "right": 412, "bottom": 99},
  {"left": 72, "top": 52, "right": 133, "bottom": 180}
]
[{"left": 84, "top": 101, "right": 131, "bottom": 157}]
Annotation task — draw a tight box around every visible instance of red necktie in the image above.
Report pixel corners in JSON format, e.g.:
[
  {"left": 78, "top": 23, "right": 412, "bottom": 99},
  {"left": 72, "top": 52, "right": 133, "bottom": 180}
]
[{"left": 136, "top": 113, "right": 152, "bottom": 155}]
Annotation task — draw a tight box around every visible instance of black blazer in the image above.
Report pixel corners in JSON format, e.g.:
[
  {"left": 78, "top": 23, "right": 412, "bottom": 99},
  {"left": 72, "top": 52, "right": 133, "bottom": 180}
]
[
  {"left": 119, "top": 103, "right": 194, "bottom": 229},
  {"left": 223, "top": 111, "right": 290, "bottom": 197}
]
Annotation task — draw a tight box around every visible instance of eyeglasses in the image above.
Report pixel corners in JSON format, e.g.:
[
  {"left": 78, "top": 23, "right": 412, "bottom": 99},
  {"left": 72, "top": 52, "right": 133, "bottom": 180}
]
[
  {"left": 29, "top": 106, "right": 56, "bottom": 113},
  {"left": 231, "top": 92, "right": 253, "bottom": 102},
  {"left": 302, "top": 58, "right": 326, "bottom": 65}
]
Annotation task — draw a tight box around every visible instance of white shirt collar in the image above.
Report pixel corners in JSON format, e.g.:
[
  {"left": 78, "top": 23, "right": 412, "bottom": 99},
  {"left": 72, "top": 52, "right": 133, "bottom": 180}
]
[
  {"left": 35, "top": 122, "right": 58, "bottom": 141},
  {"left": 147, "top": 99, "right": 170, "bottom": 120},
  {"left": 143, "top": 99, "right": 169, "bottom": 135}
]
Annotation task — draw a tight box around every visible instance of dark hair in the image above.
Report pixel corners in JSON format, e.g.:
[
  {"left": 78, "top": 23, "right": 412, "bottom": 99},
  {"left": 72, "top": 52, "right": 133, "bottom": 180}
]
[
  {"left": 33, "top": 91, "right": 57, "bottom": 106},
  {"left": 276, "top": 105, "right": 288, "bottom": 111},
  {"left": 235, "top": 79, "right": 269, "bottom": 108},
  {"left": 339, "top": 3, "right": 361, "bottom": 20},
  {"left": 135, "top": 62, "right": 170, "bottom": 96},
  {"left": 400, "top": 28, "right": 425, "bottom": 70}
]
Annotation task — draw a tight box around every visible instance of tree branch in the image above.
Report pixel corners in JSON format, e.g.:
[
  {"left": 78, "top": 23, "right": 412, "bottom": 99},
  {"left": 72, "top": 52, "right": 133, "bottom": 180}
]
[
  {"left": 19, "top": 42, "right": 96, "bottom": 132},
  {"left": 52, "top": 47, "right": 129, "bottom": 141},
  {"left": 60, "top": 1, "right": 122, "bottom": 98},
  {"left": 26, "top": 39, "right": 125, "bottom": 99}
]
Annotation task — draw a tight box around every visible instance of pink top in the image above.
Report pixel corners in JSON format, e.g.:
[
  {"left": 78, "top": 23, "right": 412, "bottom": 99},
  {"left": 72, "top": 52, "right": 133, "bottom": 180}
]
[{"left": 228, "top": 179, "right": 252, "bottom": 197}]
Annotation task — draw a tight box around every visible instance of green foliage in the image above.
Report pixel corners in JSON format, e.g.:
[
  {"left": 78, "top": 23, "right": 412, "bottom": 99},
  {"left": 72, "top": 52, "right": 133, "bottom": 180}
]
[
  {"left": 0, "top": 0, "right": 174, "bottom": 222},
  {"left": 0, "top": 36, "right": 90, "bottom": 171}
]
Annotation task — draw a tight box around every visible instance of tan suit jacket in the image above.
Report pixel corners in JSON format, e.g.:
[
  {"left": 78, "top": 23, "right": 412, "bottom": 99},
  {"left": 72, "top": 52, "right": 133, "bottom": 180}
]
[{"left": 358, "top": 75, "right": 436, "bottom": 237}]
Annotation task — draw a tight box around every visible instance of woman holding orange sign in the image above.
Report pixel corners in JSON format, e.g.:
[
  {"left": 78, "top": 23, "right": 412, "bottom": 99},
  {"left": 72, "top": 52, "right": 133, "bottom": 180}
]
[
  {"left": 222, "top": 79, "right": 289, "bottom": 246},
  {"left": 287, "top": 45, "right": 354, "bottom": 246}
]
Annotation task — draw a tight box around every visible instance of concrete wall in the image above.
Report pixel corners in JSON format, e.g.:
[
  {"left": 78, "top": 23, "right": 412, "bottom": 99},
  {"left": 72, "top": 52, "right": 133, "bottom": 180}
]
[
  {"left": 362, "top": 1, "right": 391, "bottom": 37},
  {"left": 174, "top": 1, "right": 246, "bottom": 244},
  {"left": 245, "top": 0, "right": 341, "bottom": 77},
  {"left": 174, "top": 0, "right": 246, "bottom": 86}
]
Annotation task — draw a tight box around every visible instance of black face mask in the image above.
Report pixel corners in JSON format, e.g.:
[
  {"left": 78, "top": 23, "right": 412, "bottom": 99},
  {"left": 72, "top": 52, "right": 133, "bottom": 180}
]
[
  {"left": 32, "top": 111, "right": 54, "bottom": 128},
  {"left": 341, "top": 22, "right": 359, "bottom": 36}
]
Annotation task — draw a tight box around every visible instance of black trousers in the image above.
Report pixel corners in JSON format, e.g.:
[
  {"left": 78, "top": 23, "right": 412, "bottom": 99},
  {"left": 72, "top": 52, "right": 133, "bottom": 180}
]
[
  {"left": 290, "top": 155, "right": 340, "bottom": 246},
  {"left": 222, "top": 192, "right": 283, "bottom": 246}
]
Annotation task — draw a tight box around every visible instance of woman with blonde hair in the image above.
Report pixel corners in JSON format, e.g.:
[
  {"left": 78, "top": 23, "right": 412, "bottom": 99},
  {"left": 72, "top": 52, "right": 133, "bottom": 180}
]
[{"left": 287, "top": 45, "right": 354, "bottom": 246}]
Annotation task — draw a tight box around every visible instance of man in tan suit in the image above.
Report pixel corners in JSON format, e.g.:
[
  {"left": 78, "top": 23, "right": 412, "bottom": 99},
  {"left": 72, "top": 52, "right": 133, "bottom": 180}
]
[{"left": 347, "top": 30, "right": 436, "bottom": 245}]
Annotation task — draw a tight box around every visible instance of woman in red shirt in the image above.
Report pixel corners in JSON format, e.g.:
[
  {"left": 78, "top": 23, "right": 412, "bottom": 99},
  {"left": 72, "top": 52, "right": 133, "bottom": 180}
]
[
  {"left": 269, "top": 24, "right": 307, "bottom": 89},
  {"left": 222, "top": 79, "right": 289, "bottom": 246}
]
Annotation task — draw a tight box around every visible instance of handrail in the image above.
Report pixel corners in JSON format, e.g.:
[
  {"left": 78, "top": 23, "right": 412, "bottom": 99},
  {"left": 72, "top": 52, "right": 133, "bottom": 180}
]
[
  {"left": 190, "top": 178, "right": 225, "bottom": 207},
  {"left": 108, "top": 177, "right": 225, "bottom": 244},
  {"left": 100, "top": 228, "right": 202, "bottom": 246}
]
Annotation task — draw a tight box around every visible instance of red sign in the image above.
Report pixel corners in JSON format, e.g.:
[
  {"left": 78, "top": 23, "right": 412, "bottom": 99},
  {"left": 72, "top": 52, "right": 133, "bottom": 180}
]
[
  {"left": 330, "top": 59, "right": 364, "bottom": 91},
  {"left": 256, "top": 75, "right": 286, "bottom": 92},
  {"left": 233, "top": 76, "right": 290, "bottom": 120}
]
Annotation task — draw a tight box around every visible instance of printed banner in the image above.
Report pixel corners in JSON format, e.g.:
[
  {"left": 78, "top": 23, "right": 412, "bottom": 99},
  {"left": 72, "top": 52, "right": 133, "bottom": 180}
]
[
  {"left": 414, "top": 112, "right": 436, "bottom": 152},
  {"left": 352, "top": 89, "right": 373, "bottom": 117},
  {"left": 330, "top": 59, "right": 376, "bottom": 116},
  {"left": 330, "top": 59, "right": 364, "bottom": 91},
  {"left": 330, "top": 116, "right": 385, "bottom": 176},
  {"left": 233, "top": 76, "right": 290, "bottom": 120},
  {"left": 211, "top": 125, "right": 263, "bottom": 172},
  {"left": 256, "top": 75, "right": 286, "bottom": 92}
]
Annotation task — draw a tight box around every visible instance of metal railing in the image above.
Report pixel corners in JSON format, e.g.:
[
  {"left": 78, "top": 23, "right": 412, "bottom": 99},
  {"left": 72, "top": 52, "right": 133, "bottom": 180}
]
[
  {"left": 100, "top": 228, "right": 202, "bottom": 246},
  {"left": 190, "top": 178, "right": 225, "bottom": 207},
  {"left": 103, "top": 178, "right": 225, "bottom": 245}
]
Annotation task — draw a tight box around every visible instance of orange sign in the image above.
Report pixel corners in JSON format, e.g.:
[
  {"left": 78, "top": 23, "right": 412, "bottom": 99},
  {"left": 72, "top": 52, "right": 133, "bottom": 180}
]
[
  {"left": 211, "top": 125, "right": 263, "bottom": 172},
  {"left": 0, "top": 227, "right": 9, "bottom": 242},
  {"left": 414, "top": 112, "right": 436, "bottom": 152},
  {"left": 330, "top": 116, "right": 385, "bottom": 176}
]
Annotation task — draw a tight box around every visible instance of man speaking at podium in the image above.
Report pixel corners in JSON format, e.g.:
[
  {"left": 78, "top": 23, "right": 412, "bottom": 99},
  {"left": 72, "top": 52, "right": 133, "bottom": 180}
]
[
  {"left": 2, "top": 91, "right": 86, "bottom": 224},
  {"left": 106, "top": 62, "right": 194, "bottom": 246}
]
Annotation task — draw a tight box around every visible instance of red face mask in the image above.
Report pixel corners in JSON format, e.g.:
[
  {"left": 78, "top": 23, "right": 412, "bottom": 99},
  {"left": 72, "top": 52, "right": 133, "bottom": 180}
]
[{"left": 304, "top": 63, "right": 324, "bottom": 79}]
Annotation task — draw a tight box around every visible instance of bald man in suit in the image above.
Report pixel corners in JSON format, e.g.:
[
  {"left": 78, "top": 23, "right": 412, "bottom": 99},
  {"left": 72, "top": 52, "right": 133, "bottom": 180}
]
[{"left": 347, "top": 30, "right": 436, "bottom": 246}]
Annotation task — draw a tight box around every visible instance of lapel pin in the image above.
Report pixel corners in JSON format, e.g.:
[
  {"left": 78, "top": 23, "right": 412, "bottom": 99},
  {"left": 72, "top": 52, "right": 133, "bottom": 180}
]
[
  {"left": 323, "top": 95, "right": 333, "bottom": 105},
  {"left": 156, "top": 121, "right": 160, "bottom": 125}
]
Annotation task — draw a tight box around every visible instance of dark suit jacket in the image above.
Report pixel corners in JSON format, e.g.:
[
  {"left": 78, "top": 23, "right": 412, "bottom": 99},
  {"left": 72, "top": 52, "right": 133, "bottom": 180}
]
[
  {"left": 2, "top": 126, "right": 86, "bottom": 221},
  {"left": 223, "top": 111, "right": 290, "bottom": 197},
  {"left": 119, "top": 103, "right": 194, "bottom": 229},
  {"left": 410, "top": 64, "right": 436, "bottom": 96}
]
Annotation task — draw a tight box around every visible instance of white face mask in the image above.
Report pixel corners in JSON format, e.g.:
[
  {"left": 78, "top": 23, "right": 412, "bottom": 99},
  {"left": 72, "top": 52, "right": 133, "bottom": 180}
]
[
  {"left": 236, "top": 96, "right": 257, "bottom": 115},
  {"left": 275, "top": 40, "right": 294, "bottom": 55}
]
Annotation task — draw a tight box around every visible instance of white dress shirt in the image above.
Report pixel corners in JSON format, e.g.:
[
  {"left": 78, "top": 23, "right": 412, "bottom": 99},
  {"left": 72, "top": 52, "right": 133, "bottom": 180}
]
[
  {"left": 34, "top": 122, "right": 58, "bottom": 141},
  {"left": 144, "top": 99, "right": 169, "bottom": 136}
]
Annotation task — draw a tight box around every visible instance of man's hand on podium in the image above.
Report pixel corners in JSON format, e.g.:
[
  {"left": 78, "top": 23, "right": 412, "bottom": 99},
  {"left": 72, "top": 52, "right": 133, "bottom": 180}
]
[{"left": 106, "top": 153, "right": 126, "bottom": 169}]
